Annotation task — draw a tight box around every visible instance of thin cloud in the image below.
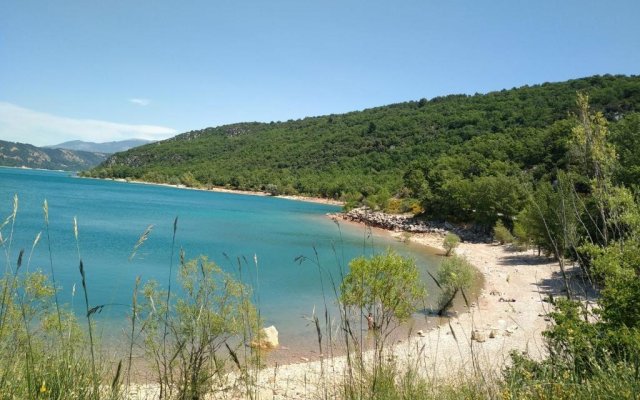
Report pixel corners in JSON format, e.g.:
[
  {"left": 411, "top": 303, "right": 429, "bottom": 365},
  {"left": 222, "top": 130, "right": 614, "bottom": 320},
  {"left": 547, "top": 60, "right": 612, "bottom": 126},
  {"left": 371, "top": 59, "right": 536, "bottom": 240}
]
[
  {"left": 0, "top": 102, "right": 177, "bottom": 146},
  {"left": 128, "top": 98, "right": 150, "bottom": 106}
]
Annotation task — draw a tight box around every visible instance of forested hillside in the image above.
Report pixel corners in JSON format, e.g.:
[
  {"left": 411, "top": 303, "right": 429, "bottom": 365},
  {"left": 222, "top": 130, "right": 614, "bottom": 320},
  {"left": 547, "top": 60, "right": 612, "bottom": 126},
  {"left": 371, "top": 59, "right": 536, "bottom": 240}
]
[
  {"left": 85, "top": 74, "right": 640, "bottom": 227},
  {"left": 0, "top": 140, "right": 108, "bottom": 170}
]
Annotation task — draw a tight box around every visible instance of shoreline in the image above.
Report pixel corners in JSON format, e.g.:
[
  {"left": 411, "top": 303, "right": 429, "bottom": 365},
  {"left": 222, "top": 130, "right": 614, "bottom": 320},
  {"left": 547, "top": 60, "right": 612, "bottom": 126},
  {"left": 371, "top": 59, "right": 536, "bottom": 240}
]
[
  {"left": 238, "top": 219, "right": 562, "bottom": 399},
  {"left": 122, "top": 211, "right": 564, "bottom": 399},
  {"left": 81, "top": 176, "right": 345, "bottom": 206},
  {"left": 58, "top": 178, "right": 562, "bottom": 397},
  {"left": 131, "top": 223, "right": 562, "bottom": 398}
]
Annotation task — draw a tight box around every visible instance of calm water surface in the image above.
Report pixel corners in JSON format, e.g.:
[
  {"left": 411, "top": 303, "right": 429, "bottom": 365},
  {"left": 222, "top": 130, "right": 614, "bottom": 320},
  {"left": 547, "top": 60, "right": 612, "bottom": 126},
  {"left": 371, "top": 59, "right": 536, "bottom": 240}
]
[{"left": 0, "top": 167, "right": 441, "bottom": 353}]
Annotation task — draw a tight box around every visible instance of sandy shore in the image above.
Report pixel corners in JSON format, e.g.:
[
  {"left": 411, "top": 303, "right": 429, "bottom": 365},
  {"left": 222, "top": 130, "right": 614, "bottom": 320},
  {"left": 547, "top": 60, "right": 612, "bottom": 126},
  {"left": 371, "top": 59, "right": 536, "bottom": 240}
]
[
  {"left": 94, "top": 177, "right": 344, "bottom": 206},
  {"left": 128, "top": 227, "right": 562, "bottom": 399},
  {"left": 240, "top": 230, "right": 561, "bottom": 399}
]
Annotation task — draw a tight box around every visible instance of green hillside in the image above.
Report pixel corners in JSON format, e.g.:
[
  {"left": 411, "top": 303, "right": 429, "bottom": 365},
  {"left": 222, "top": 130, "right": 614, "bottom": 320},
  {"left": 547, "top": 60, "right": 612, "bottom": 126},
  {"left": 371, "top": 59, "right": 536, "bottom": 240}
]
[
  {"left": 0, "top": 140, "right": 108, "bottom": 171},
  {"left": 85, "top": 74, "right": 640, "bottom": 225}
]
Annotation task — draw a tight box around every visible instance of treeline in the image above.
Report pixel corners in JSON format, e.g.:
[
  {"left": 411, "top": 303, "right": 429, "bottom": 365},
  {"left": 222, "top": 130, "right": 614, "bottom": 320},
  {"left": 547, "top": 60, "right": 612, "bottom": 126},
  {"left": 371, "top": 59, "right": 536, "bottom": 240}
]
[
  {"left": 497, "top": 92, "right": 640, "bottom": 399},
  {"left": 84, "top": 74, "right": 640, "bottom": 229}
]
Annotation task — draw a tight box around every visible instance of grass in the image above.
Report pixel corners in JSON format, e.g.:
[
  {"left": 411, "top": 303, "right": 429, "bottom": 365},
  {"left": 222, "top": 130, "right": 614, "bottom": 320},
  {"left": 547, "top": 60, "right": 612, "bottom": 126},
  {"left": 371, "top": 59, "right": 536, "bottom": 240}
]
[{"left": 0, "top": 197, "right": 636, "bottom": 399}]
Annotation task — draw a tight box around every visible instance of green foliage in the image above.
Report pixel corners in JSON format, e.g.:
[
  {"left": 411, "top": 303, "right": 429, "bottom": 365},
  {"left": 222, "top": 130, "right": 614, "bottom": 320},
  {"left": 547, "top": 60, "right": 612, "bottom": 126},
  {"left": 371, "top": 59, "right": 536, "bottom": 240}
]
[
  {"left": 340, "top": 358, "right": 492, "bottom": 400},
  {"left": 611, "top": 112, "right": 640, "bottom": 188},
  {"left": 502, "top": 93, "right": 640, "bottom": 400},
  {"left": 583, "top": 233, "right": 640, "bottom": 328},
  {"left": 437, "top": 255, "right": 475, "bottom": 292},
  {"left": 504, "top": 298, "right": 640, "bottom": 399},
  {"left": 85, "top": 75, "right": 640, "bottom": 225},
  {"left": 340, "top": 250, "right": 426, "bottom": 337},
  {"left": 0, "top": 269, "right": 101, "bottom": 400},
  {"left": 493, "top": 220, "right": 514, "bottom": 244},
  {"left": 140, "top": 255, "right": 259, "bottom": 399},
  {"left": 569, "top": 92, "right": 617, "bottom": 182},
  {"left": 512, "top": 220, "right": 530, "bottom": 249},
  {"left": 442, "top": 233, "right": 460, "bottom": 256},
  {"left": 517, "top": 175, "right": 579, "bottom": 259},
  {"left": 504, "top": 358, "right": 640, "bottom": 399},
  {"left": 436, "top": 255, "right": 475, "bottom": 315}
]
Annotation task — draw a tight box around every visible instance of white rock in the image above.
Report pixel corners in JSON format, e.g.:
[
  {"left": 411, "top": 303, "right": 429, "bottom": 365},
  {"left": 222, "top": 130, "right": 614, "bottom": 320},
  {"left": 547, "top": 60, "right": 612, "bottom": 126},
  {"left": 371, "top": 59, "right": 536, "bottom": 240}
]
[{"left": 251, "top": 325, "right": 279, "bottom": 349}]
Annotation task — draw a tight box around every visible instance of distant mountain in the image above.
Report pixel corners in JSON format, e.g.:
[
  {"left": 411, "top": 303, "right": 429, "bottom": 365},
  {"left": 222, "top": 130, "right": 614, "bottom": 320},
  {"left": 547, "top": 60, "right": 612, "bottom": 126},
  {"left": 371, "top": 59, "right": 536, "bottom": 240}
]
[
  {"left": 46, "top": 139, "right": 152, "bottom": 154},
  {"left": 0, "top": 140, "right": 108, "bottom": 171}
]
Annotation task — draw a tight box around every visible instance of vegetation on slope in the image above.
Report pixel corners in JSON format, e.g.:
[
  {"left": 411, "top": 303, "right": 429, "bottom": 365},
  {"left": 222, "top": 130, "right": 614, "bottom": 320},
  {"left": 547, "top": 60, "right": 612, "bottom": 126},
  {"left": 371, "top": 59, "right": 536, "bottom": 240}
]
[{"left": 86, "top": 75, "right": 640, "bottom": 226}]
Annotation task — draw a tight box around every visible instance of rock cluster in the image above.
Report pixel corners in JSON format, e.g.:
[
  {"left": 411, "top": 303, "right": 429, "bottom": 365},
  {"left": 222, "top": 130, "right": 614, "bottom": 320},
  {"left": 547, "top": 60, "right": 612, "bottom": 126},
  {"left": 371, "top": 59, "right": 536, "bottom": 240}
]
[
  {"left": 470, "top": 320, "right": 519, "bottom": 342},
  {"left": 332, "top": 207, "right": 488, "bottom": 242}
]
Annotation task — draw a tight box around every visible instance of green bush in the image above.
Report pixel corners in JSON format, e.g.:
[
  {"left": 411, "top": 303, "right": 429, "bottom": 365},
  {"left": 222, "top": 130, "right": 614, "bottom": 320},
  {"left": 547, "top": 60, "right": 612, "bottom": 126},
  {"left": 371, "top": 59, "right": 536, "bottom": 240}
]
[
  {"left": 436, "top": 255, "right": 475, "bottom": 315},
  {"left": 140, "top": 256, "right": 259, "bottom": 399},
  {"left": 443, "top": 233, "right": 461, "bottom": 256},
  {"left": 493, "top": 220, "right": 514, "bottom": 244},
  {"left": 340, "top": 250, "right": 426, "bottom": 345}
]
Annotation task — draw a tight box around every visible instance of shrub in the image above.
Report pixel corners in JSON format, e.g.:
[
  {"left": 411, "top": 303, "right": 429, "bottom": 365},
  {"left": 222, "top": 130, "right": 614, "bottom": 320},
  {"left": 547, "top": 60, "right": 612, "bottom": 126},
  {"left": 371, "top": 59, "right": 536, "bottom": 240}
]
[
  {"left": 140, "top": 256, "right": 259, "bottom": 399},
  {"left": 442, "top": 233, "right": 460, "bottom": 256},
  {"left": 436, "top": 255, "right": 475, "bottom": 315},
  {"left": 493, "top": 220, "right": 514, "bottom": 244},
  {"left": 340, "top": 250, "right": 426, "bottom": 347}
]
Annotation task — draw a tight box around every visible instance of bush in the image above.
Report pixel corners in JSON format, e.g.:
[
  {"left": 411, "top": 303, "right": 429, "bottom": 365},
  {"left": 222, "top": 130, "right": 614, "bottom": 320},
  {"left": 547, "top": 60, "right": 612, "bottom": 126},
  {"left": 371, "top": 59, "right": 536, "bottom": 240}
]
[
  {"left": 340, "top": 250, "right": 426, "bottom": 345},
  {"left": 140, "top": 256, "right": 259, "bottom": 399},
  {"left": 493, "top": 220, "right": 514, "bottom": 244},
  {"left": 436, "top": 255, "right": 475, "bottom": 314},
  {"left": 443, "top": 233, "right": 461, "bottom": 256}
]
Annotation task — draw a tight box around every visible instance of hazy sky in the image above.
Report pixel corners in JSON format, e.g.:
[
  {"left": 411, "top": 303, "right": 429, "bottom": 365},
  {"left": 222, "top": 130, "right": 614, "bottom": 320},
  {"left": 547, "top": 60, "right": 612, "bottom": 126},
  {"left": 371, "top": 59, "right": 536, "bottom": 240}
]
[{"left": 1, "top": 0, "right": 638, "bottom": 146}]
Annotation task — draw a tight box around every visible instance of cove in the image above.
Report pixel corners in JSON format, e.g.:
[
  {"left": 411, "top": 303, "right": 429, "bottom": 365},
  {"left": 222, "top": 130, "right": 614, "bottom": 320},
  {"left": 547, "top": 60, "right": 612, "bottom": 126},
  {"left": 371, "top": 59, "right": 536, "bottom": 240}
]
[{"left": 0, "top": 167, "right": 441, "bottom": 354}]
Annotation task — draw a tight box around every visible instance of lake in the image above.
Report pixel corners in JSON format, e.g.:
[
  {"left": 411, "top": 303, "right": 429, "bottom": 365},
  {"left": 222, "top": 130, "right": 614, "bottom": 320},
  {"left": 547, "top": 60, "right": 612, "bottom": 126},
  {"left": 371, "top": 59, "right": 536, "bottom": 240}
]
[{"left": 0, "top": 167, "right": 441, "bottom": 357}]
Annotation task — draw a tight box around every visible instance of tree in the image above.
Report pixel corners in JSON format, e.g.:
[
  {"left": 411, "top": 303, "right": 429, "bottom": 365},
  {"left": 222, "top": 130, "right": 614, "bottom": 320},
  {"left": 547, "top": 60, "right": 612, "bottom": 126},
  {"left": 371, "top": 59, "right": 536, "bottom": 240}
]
[
  {"left": 443, "top": 233, "right": 460, "bottom": 256},
  {"left": 436, "top": 255, "right": 475, "bottom": 315},
  {"left": 469, "top": 174, "right": 527, "bottom": 229},
  {"left": 403, "top": 168, "right": 430, "bottom": 201},
  {"left": 570, "top": 92, "right": 618, "bottom": 245},
  {"left": 340, "top": 250, "right": 426, "bottom": 347},
  {"left": 611, "top": 112, "right": 640, "bottom": 187}
]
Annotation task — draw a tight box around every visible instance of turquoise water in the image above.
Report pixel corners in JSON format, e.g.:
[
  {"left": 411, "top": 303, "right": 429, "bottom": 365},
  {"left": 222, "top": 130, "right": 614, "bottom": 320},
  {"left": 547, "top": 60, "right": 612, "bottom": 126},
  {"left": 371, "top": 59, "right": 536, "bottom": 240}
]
[{"left": 0, "top": 167, "right": 440, "bottom": 349}]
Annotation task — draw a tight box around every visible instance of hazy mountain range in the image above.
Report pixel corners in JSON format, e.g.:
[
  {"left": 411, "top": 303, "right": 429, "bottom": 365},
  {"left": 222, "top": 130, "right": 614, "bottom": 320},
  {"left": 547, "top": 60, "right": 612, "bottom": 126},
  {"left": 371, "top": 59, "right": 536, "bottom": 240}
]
[
  {"left": 0, "top": 140, "right": 108, "bottom": 171},
  {"left": 46, "top": 139, "right": 152, "bottom": 154},
  {"left": 0, "top": 138, "right": 151, "bottom": 171}
]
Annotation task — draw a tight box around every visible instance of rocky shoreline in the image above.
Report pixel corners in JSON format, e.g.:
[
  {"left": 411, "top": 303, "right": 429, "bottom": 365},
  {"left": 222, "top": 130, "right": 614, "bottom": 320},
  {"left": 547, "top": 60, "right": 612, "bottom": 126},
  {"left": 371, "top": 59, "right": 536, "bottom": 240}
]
[{"left": 330, "top": 206, "right": 490, "bottom": 242}]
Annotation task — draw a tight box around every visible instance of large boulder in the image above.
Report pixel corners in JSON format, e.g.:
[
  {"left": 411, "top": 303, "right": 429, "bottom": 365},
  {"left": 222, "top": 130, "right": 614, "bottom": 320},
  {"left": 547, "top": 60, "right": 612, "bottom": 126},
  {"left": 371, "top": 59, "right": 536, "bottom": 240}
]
[{"left": 251, "top": 325, "right": 279, "bottom": 349}]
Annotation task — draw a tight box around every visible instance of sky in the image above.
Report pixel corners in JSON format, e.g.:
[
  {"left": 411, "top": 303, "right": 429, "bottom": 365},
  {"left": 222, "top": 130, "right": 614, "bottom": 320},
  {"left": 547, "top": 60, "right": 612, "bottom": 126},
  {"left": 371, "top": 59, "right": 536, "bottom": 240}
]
[{"left": 1, "top": 0, "right": 638, "bottom": 146}]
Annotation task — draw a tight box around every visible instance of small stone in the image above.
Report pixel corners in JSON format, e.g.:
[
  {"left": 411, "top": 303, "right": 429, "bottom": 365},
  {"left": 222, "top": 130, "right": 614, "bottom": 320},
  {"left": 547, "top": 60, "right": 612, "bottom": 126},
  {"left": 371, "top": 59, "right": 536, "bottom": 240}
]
[
  {"left": 471, "top": 329, "right": 487, "bottom": 342},
  {"left": 506, "top": 325, "right": 519, "bottom": 334}
]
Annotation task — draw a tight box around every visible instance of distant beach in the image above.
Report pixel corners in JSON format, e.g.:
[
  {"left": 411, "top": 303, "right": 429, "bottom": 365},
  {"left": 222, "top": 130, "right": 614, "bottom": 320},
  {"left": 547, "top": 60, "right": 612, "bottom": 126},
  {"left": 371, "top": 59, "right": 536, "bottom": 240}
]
[{"left": 89, "top": 176, "right": 345, "bottom": 206}]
